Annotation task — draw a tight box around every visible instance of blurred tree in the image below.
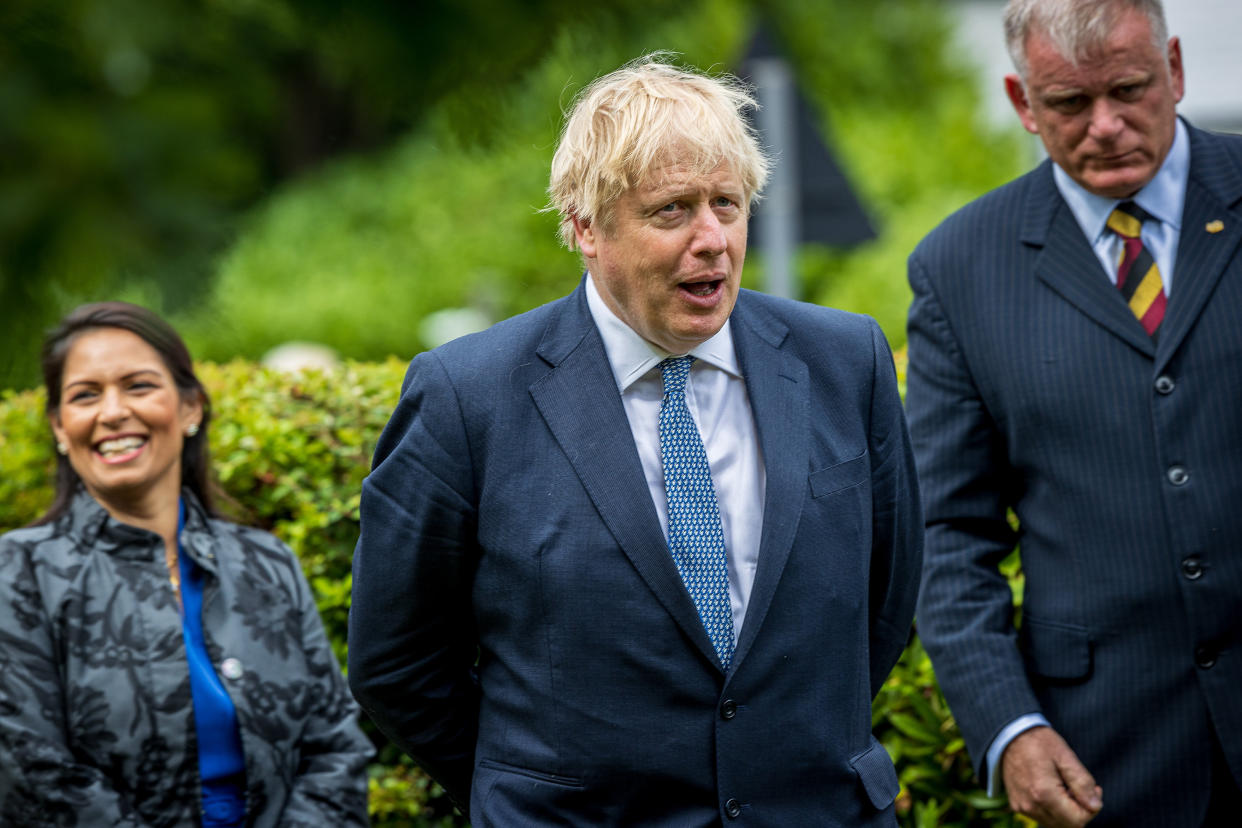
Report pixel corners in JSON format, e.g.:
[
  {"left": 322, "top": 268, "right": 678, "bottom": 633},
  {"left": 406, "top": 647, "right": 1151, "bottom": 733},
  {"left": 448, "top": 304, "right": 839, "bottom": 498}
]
[
  {"left": 174, "top": 0, "right": 1022, "bottom": 362},
  {"left": 0, "top": 0, "right": 680, "bottom": 389}
]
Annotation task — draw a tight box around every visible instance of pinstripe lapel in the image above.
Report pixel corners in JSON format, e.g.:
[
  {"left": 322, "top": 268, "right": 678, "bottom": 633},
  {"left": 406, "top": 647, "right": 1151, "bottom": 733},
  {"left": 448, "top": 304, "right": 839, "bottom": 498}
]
[
  {"left": 1157, "top": 126, "right": 1242, "bottom": 371},
  {"left": 529, "top": 281, "right": 725, "bottom": 671},
  {"left": 1025, "top": 163, "right": 1155, "bottom": 357},
  {"left": 727, "top": 294, "right": 809, "bottom": 670}
]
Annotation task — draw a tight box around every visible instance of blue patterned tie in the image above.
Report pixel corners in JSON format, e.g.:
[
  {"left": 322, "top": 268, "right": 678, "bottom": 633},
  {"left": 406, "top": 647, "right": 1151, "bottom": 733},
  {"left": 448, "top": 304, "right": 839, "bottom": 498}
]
[{"left": 658, "top": 356, "right": 735, "bottom": 670}]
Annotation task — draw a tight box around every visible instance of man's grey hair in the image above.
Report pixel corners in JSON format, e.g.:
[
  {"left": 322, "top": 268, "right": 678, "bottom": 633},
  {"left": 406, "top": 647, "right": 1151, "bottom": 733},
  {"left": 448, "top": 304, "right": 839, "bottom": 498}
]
[{"left": 1003, "top": 0, "right": 1168, "bottom": 79}]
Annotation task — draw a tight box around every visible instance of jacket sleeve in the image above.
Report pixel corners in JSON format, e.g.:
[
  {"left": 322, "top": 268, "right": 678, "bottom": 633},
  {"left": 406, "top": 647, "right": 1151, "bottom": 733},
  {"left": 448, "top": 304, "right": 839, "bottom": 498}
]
[
  {"left": 348, "top": 350, "right": 481, "bottom": 813},
  {"left": 279, "top": 547, "right": 374, "bottom": 827},
  {"left": 0, "top": 537, "right": 148, "bottom": 827},
  {"left": 905, "top": 252, "right": 1042, "bottom": 775},
  {"left": 864, "top": 320, "right": 924, "bottom": 698}
]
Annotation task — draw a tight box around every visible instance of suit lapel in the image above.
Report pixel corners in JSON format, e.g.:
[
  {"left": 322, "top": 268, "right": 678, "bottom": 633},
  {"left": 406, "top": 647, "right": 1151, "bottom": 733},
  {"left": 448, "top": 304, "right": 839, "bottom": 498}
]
[
  {"left": 1156, "top": 126, "right": 1242, "bottom": 371},
  {"left": 1026, "top": 163, "right": 1155, "bottom": 357},
  {"left": 728, "top": 295, "right": 809, "bottom": 669},
  {"left": 529, "top": 283, "right": 723, "bottom": 669}
]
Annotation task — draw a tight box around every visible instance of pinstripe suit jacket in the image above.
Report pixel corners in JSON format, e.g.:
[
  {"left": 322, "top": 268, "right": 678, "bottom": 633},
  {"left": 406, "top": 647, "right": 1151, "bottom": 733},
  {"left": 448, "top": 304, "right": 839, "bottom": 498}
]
[{"left": 906, "top": 122, "right": 1242, "bottom": 827}]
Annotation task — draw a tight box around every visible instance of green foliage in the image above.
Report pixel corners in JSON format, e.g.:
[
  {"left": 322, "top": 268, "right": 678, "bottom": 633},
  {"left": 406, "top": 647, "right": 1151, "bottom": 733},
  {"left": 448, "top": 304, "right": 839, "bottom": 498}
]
[
  {"left": 875, "top": 565, "right": 1029, "bottom": 828},
  {"left": 3, "top": 0, "right": 1028, "bottom": 372},
  {"left": 1, "top": 0, "right": 282, "bottom": 388},
  {"left": 2, "top": 356, "right": 1030, "bottom": 827},
  {"left": 172, "top": 0, "right": 753, "bottom": 363},
  {"left": 0, "top": 388, "right": 56, "bottom": 529},
  {"left": 174, "top": 136, "right": 579, "bottom": 363},
  {"left": 763, "top": 0, "right": 1027, "bottom": 346},
  {"left": 0, "top": 0, "right": 695, "bottom": 389},
  {"left": 801, "top": 193, "right": 998, "bottom": 343},
  {"left": 163, "top": 0, "right": 1026, "bottom": 365}
]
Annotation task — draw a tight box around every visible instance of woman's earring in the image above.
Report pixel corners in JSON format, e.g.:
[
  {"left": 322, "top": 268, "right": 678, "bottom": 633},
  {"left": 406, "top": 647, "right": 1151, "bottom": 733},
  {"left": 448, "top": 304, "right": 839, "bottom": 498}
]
[
  {"left": 185, "top": 424, "right": 200, "bottom": 438},
  {"left": 56, "top": 442, "right": 68, "bottom": 455}
]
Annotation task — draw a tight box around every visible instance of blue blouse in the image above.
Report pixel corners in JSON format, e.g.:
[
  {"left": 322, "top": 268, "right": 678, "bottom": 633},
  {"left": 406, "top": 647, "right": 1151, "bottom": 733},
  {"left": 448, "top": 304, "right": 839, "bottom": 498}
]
[{"left": 177, "top": 501, "right": 246, "bottom": 782}]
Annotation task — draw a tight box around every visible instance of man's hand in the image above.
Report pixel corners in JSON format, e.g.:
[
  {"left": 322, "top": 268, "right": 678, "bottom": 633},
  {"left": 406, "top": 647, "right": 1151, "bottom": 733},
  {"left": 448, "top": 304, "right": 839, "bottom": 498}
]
[{"left": 1001, "top": 726, "right": 1103, "bottom": 827}]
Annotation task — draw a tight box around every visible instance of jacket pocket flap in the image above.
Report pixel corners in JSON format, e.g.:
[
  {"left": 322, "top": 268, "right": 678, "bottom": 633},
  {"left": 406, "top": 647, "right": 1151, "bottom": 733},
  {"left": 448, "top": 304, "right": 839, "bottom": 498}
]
[
  {"left": 476, "top": 758, "right": 585, "bottom": 789},
  {"left": 809, "top": 451, "right": 868, "bottom": 498},
  {"left": 1020, "top": 617, "right": 1092, "bottom": 679},
  {"left": 849, "top": 739, "right": 899, "bottom": 810}
]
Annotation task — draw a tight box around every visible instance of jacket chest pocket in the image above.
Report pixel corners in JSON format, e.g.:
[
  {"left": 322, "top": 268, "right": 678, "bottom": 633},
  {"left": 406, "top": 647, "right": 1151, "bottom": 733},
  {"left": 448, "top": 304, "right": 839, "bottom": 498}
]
[{"left": 798, "top": 451, "right": 871, "bottom": 607}]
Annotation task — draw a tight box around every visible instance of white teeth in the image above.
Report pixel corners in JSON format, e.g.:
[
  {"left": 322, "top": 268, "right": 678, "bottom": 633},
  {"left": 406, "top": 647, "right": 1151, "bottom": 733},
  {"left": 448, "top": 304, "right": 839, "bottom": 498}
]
[
  {"left": 689, "top": 283, "right": 715, "bottom": 296},
  {"left": 97, "top": 436, "right": 145, "bottom": 456}
]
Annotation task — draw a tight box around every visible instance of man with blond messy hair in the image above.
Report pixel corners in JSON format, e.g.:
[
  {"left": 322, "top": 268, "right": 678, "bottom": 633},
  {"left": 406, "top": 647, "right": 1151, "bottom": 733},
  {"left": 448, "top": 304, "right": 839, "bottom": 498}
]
[
  {"left": 909, "top": 1, "right": 1242, "bottom": 825},
  {"left": 350, "top": 55, "right": 922, "bottom": 825}
]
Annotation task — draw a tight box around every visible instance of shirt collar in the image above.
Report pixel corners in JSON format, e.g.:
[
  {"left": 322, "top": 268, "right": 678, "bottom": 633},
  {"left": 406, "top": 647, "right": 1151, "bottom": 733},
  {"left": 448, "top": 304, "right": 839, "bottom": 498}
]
[
  {"left": 1052, "top": 117, "right": 1189, "bottom": 243},
  {"left": 585, "top": 273, "right": 741, "bottom": 393}
]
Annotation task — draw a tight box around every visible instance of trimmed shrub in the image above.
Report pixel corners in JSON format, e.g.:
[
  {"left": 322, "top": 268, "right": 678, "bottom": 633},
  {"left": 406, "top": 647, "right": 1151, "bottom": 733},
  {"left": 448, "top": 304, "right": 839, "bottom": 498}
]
[
  {"left": 876, "top": 571, "right": 1028, "bottom": 828},
  {"left": 1, "top": 358, "right": 1026, "bottom": 827}
]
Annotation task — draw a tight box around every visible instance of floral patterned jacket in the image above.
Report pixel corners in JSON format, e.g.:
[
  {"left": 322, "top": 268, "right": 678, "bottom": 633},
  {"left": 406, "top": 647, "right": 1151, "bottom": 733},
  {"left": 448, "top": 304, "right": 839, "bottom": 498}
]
[{"left": 0, "top": 488, "right": 372, "bottom": 827}]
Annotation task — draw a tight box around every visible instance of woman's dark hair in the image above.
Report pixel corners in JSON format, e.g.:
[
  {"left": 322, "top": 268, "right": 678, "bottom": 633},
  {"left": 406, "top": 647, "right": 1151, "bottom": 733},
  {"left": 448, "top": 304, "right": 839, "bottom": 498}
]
[{"left": 33, "top": 301, "right": 217, "bottom": 524}]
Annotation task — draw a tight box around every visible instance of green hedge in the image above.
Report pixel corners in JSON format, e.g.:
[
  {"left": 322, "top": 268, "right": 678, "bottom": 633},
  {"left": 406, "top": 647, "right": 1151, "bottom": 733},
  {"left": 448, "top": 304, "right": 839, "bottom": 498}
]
[{"left": 0, "top": 358, "right": 1028, "bottom": 827}]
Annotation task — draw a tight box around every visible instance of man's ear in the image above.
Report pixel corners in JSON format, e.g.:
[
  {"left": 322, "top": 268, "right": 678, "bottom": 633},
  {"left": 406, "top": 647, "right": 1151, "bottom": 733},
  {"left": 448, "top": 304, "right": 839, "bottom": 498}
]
[
  {"left": 1004, "top": 74, "right": 1040, "bottom": 135},
  {"left": 1167, "top": 36, "right": 1185, "bottom": 103},
  {"left": 572, "top": 214, "right": 598, "bottom": 258}
]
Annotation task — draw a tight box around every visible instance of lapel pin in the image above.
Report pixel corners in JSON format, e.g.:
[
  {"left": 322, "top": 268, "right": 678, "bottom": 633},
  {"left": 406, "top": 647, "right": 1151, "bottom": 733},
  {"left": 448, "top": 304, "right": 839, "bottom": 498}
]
[{"left": 1206, "top": 220, "right": 1224, "bottom": 233}]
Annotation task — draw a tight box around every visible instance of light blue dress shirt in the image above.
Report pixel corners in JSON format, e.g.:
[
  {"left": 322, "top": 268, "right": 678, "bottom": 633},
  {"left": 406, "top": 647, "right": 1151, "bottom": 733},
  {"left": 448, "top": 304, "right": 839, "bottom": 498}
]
[{"left": 584, "top": 274, "right": 766, "bottom": 641}]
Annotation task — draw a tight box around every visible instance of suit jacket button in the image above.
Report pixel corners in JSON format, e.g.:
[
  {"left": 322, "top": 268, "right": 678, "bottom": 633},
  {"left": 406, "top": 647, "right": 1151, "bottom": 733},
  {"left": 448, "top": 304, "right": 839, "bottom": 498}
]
[
  {"left": 1195, "top": 647, "right": 1217, "bottom": 669},
  {"left": 720, "top": 699, "right": 737, "bottom": 720},
  {"left": 724, "top": 798, "right": 742, "bottom": 819},
  {"left": 1154, "top": 375, "right": 1175, "bottom": 394},
  {"left": 1167, "top": 465, "right": 1189, "bottom": 486},
  {"left": 1181, "top": 557, "right": 1204, "bottom": 580},
  {"left": 220, "top": 658, "right": 244, "bottom": 680}
]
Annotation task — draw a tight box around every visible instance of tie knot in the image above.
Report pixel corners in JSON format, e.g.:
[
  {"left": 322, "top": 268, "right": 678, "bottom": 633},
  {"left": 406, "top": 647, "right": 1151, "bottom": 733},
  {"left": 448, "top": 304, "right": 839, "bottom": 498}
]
[
  {"left": 660, "top": 356, "right": 695, "bottom": 396},
  {"left": 1107, "top": 201, "right": 1154, "bottom": 239}
]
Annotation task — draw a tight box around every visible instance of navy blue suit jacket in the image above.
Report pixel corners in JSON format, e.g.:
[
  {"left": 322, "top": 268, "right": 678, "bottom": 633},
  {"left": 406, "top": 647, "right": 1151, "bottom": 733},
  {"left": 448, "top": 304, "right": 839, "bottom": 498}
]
[
  {"left": 349, "top": 282, "right": 922, "bottom": 826},
  {"left": 907, "top": 122, "right": 1242, "bottom": 826}
]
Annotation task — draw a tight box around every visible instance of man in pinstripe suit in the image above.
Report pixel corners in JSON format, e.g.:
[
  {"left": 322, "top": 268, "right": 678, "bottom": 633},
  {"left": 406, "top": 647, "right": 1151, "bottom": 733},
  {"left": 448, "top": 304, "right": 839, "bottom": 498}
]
[{"left": 907, "top": 1, "right": 1242, "bottom": 825}]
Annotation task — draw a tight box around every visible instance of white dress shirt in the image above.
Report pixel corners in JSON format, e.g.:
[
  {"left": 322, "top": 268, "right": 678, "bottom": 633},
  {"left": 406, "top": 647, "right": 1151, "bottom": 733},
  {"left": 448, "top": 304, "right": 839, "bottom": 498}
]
[
  {"left": 986, "top": 119, "right": 1192, "bottom": 797},
  {"left": 585, "top": 274, "right": 766, "bottom": 641}
]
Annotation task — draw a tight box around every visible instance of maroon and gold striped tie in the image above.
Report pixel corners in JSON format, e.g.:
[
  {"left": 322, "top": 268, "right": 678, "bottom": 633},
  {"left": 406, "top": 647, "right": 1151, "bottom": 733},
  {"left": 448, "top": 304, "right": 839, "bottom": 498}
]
[{"left": 1106, "top": 201, "right": 1166, "bottom": 337}]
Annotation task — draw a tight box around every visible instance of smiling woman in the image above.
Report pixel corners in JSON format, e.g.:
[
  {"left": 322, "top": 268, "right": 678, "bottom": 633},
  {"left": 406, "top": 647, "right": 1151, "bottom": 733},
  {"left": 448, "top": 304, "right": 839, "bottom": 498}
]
[
  {"left": 39, "top": 303, "right": 217, "bottom": 532},
  {"left": 0, "top": 302, "right": 372, "bottom": 827},
  {"left": 51, "top": 327, "right": 202, "bottom": 533}
]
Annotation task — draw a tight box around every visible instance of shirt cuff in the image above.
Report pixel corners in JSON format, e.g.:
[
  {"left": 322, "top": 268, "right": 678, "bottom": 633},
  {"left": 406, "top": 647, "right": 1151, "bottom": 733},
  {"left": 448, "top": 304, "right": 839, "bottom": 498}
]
[{"left": 985, "top": 713, "right": 1050, "bottom": 797}]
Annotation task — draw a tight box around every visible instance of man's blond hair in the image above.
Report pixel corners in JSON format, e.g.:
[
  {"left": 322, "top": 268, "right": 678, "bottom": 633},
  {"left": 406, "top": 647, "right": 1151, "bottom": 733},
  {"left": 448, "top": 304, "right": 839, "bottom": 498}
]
[{"left": 547, "top": 54, "right": 770, "bottom": 250}]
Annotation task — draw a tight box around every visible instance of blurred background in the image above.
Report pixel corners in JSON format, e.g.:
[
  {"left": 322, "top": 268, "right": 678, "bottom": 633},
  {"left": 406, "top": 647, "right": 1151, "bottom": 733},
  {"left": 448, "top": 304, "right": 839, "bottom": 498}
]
[
  {"left": 0, "top": 0, "right": 1027, "bottom": 392},
  {"left": 2, "top": 0, "right": 1236, "bottom": 392}
]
